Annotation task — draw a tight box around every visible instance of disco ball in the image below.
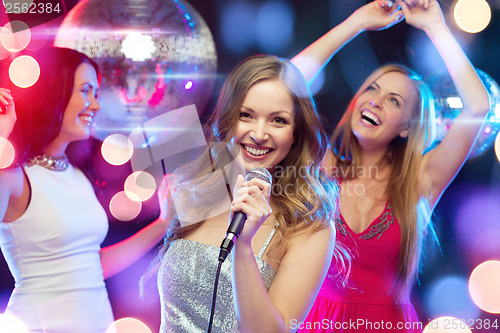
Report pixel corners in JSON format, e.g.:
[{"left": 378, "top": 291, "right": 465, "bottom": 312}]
[
  {"left": 54, "top": 0, "right": 217, "bottom": 145},
  {"left": 429, "top": 69, "right": 500, "bottom": 158}
]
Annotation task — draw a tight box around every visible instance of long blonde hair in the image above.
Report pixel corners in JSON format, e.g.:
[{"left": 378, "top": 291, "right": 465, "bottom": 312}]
[
  {"left": 205, "top": 55, "right": 337, "bottom": 240},
  {"left": 330, "top": 64, "right": 437, "bottom": 302},
  {"left": 142, "top": 55, "right": 346, "bottom": 290}
]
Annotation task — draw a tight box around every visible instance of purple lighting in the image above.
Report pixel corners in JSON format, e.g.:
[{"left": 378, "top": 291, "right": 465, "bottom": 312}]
[
  {"left": 185, "top": 80, "right": 193, "bottom": 90},
  {"left": 454, "top": 189, "right": 500, "bottom": 264}
]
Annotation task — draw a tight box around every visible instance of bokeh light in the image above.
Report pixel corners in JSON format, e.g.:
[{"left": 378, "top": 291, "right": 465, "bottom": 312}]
[
  {"left": 425, "top": 275, "right": 480, "bottom": 320},
  {"left": 454, "top": 0, "right": 491, "bottom": 33},
  {"left": 8, "top": 55, "right": 40, "bottom": 88},
  {"left": 423, "top": 316, "right": 472, "bottom": 333},
  {"left": 101, "top": 134, "right": 134, "bottom": 166},
  {"left": 106, "top": 317, "right": 152, "bottom": 333},
  {"left": 0, "top": 21, "right": 31, "bottom": 52},
  {"left": 124, "top": 171, "right": 156, "bottom": 202},
  {"left": 0, "top": 42, "right": 9, "bottom": 61},
  {"left": 109, "top": 191, "right": 142, "bottom": 221},
  {"left": 0, "top": 314, "right": 29, "bottom": 333},
  {"left": 469, "top": 260, "right": 500, "bottom": 313},
  {"left": 255, "top": 1, "right": 294, "bottom": 54},
  {"left": 0, "top": 138, "right": 15, "bottom": 169},
  {"left": 220, "top": 1, "right": 257, "bottom": 54},
  {"left": 495, "top": 132, "right": 500, "bottom": 163}
]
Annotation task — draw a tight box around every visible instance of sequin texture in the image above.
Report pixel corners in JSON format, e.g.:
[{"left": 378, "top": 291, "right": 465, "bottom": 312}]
[{"left": 158, "top": 236, "right": 277, "bottom": 333}]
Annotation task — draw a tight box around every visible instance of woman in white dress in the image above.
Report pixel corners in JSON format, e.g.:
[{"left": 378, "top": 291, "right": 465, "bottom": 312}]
[{"left": 0, "top": 47, "right": 169, "bottom": 333}]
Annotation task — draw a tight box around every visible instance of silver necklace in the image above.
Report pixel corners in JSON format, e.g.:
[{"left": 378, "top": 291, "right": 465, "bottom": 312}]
[{"left": 27, "top": 154, "right": 69, "bottom": 171}]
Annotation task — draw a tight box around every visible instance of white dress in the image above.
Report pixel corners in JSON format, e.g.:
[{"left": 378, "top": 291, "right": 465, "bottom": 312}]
[{"left": 0, "top": 164, "right": 114, "bottom": 333}]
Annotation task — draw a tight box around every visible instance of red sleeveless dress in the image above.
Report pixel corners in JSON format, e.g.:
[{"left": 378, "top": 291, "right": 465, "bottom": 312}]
[{"left": 299, "top": 201, "right": 422, "bottom": 332}]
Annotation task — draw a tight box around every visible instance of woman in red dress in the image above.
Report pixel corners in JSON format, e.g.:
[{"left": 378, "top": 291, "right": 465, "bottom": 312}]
[{"left": 292, "top": 0, "right": 490, "bottom": 331}]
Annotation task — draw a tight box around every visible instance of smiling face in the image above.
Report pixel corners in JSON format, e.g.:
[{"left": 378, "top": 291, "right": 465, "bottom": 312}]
[
  {"left": 44, "top": 62, "right": 100, "bottom": 156},
  {"left": 351, "top": 71, "right": 418, "bottom": 151},
  {"left": 233, "top": 79, "right": 295, "bottom": 172}
]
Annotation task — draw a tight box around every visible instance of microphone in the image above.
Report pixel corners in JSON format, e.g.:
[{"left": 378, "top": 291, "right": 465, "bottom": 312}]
[{"left": 218, "top": 167, "right": 273, "bottom": 262}]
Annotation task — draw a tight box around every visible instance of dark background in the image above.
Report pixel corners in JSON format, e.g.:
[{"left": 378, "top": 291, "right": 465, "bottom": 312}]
[{"left": 1, "top": 0, "right": 500, "bottom": 331}]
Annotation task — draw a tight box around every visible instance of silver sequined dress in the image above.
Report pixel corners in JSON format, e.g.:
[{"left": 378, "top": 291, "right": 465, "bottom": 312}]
[{"left": 158, "top": 227, "right": 277, "bottom": 333}]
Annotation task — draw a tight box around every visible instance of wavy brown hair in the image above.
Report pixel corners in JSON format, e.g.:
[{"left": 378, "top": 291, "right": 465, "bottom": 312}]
[
  {"left": 330, "top": 64, "right": 437, "bottom": 302},
  {"left": 142, "top": 55, "right": 348, "bottom": 290}
]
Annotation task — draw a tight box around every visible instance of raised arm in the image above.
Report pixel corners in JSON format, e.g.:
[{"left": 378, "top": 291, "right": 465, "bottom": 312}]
[
  {"left": 99, "top": 217, "right": 170, "bottom": 279},
  {"left": 99, "top": 174, "right": 173, "bottom": 279},
  {"left": 0, "top": 88, "right": 16, "bottom": 139},
  {"left": 408, "top": 0, "right": 491, "bottom": 207},
  {"left": 0, "top": 88, "right": 22, "bottom": 224},
  {"left": 291, "top": 0, "right": 403, "bottom": 85}
]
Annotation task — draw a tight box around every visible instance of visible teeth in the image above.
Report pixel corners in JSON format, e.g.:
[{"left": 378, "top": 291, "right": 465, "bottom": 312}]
[
  {"left": 244, "top": 145, "right": 270, "bottom": 156},
  {"left": 79, "top": 114, "right": 94, "bottom": 124},
  {"left": 361, "top": 110, "right": 380, "bottom": 125}
]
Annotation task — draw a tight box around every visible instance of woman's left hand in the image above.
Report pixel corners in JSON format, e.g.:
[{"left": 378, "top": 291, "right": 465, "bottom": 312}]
[
  {"left": 398, "top": 0, "right": 445, "bottom": 31},
  {"left": 353, "top": 1, "right": 404, "bottom": 32},
  {"left": 230, "top": 174, "right": 272, "bottom": 246}
]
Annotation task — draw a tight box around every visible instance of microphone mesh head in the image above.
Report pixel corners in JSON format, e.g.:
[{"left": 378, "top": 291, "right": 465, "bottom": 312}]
[{"left": 245, "top": 167, "right": 273, "bottom": 185}]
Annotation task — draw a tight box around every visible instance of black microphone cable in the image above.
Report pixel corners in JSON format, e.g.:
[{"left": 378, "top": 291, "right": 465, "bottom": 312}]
[
  {"left": 206, "top": 167, "right": 272, "bottom": 333},
  {"left": 207, "top": 258, "right": 224, "bottom": 333}
]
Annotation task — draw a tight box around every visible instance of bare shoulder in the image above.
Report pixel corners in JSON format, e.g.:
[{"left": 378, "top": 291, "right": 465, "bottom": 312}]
[
  {"left": 286, "top": 222, "right": 335, "bottom": 254},
  {"left": 0, "top": 166, "right": 26, "bottom": 222},
  {"left": 0, "top": 166, "right": 24, "bottom": 197}
]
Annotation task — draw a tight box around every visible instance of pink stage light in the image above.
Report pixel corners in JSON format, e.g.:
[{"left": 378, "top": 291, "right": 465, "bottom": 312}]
[
  {"left": 101, "top": 134, "right": 134, "bottom": 166},
  {"left": 0, "top": 138, "right": 15, "bottom": 169},
  {"left": 124, "top": 171, "right": 156, "bottom": 202},
  {"left": 469, "top": 260, "right": 500, "bottom": 314},
  {"left": 9, "top": 55, "right": 40, "bottom": 88},
  {"left": 106, "top": 318, "right": 152, "bottom": 333},
  {"left": 109, "top": 191, "right": 142, "bottom": 222},
  {"left": 1, "top": 21, "right": 31, "bottom": 52}
]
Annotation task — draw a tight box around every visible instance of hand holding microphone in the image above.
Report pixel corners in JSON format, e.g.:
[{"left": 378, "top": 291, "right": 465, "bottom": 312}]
[{"left": 219, "top": 167, "right": 273, "bottom": 262}]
